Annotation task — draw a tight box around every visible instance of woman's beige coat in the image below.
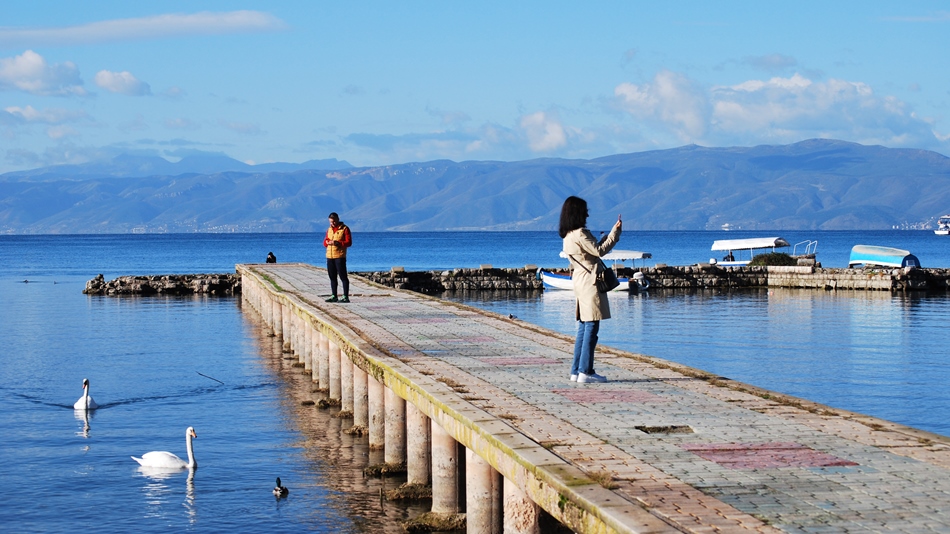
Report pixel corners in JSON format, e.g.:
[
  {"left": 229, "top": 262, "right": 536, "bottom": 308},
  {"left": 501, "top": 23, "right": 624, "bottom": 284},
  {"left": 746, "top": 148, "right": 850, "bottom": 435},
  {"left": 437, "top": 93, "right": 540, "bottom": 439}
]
[{"left": 563, "top": 225, "right": 622, "bottom": 321}]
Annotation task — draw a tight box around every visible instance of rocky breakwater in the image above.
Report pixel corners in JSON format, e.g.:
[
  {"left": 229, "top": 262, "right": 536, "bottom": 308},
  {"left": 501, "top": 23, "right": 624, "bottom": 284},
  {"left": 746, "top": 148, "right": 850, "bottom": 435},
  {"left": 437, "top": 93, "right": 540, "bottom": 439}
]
[
  {"left": 83, "top": 273, "right": 241, "bottom": 296},
  {"left": 356, "top": 267, "right": 543, "bottom": 294},
  {"left": 628, "top": 265, "right": 950, "bottom": 291}
]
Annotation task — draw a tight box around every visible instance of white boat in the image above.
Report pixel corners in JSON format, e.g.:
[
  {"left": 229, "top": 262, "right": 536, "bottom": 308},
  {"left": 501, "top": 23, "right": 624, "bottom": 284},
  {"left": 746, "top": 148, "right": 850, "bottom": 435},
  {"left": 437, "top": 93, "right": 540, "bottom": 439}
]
[
  {"left": 710, "top": 237, "right": 791, "bottom": 266},
  {"left": 935, "top": 215, "right": 950, "bottom": 235},
  {"left": 848, "top": 245, "right": 920, "bottom": 268},
  {"left": 541, "top": 249, "right": 652, "bottom": 292}
]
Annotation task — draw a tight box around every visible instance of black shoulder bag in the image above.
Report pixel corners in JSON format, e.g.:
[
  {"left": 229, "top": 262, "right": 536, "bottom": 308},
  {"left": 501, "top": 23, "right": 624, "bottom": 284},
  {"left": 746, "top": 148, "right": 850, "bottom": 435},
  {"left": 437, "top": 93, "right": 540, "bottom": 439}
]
[{"left": 568, "top": 255, "right": 621, "bottom": 293}]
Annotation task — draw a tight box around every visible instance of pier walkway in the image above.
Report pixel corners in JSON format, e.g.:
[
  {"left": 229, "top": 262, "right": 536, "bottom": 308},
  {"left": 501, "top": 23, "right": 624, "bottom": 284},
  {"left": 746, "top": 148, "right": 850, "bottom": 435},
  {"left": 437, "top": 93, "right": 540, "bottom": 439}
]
[{"left": 239, "top": 263, "right": 950, "bottom": 533}]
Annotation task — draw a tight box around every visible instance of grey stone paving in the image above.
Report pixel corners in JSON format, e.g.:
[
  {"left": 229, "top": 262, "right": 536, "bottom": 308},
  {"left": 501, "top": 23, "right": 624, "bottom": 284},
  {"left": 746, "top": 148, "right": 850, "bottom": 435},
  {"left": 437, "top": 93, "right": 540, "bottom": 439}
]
[{"left": 257, "top": 264, "right": 950, "bottom": 533}]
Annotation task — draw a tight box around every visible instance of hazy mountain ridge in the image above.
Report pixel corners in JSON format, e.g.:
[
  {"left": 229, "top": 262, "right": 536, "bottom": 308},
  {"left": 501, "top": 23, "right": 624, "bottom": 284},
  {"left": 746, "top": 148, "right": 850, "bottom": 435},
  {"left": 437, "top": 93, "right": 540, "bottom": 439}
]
[{"left": 2, "top": 139, "right": 949, "bottom": 233}]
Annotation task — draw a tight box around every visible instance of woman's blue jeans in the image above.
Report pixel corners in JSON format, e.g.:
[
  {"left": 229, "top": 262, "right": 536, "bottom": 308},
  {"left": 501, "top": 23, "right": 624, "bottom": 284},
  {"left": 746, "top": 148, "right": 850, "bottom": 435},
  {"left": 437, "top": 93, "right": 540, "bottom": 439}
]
[{"left": 572, "top": 320, "right": 600, "bottom": 376}]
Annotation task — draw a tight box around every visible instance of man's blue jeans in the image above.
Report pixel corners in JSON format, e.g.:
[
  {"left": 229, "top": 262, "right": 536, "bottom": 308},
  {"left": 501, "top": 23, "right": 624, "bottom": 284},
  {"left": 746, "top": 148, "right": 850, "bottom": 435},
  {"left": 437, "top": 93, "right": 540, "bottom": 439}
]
[{"left": 571, "top": 320, "right": 600, "bottom": 376}]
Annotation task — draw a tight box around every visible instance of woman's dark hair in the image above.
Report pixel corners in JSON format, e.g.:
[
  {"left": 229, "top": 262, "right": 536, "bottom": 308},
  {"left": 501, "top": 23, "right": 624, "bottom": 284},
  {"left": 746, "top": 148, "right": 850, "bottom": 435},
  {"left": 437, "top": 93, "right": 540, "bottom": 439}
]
[
  {"left": 328, "top": 212, "right": 339, "bottom": 221},
  {"left": 558, "top": 196, "right": 588, "bottom": 238}
]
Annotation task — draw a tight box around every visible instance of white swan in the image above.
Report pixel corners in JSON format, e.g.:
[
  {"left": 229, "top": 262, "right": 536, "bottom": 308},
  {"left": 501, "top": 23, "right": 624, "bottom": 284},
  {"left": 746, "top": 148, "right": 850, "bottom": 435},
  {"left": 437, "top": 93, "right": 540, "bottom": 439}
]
[
  {"left": 73, "top": 378, "right": 98, "bottom": 410},
  {"left": 132, "top": 427, "right": 198, "bottom": 469}
]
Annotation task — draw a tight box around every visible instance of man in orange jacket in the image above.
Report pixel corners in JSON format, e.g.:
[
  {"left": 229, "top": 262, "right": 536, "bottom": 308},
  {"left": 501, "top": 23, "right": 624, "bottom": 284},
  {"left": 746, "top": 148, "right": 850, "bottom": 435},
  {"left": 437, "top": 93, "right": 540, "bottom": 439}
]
[{"left": 323, "top": 212, "right": 352, "bottom": 302}]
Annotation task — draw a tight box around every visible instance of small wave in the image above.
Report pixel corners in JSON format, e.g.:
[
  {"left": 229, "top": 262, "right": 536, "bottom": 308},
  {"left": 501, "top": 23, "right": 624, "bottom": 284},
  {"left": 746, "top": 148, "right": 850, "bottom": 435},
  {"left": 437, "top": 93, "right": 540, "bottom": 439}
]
[{"left": 6, "top": 381, "right": 275, "bottom": 411}]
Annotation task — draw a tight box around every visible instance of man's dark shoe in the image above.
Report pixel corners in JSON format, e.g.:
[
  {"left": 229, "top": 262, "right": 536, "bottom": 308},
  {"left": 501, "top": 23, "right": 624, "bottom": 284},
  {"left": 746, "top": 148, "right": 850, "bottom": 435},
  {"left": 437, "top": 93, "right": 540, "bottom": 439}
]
[
  {"left": 339, "top": 296, "right": 350, "bottom": 303},
  {"left": 325, "top": 296, "right": 338, "bottom": 302}
]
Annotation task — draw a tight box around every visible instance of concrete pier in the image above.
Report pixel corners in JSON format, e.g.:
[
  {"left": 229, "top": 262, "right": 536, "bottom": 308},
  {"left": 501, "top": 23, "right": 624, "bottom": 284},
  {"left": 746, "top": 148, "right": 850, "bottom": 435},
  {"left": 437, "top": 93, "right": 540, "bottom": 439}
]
[{"left": 239, "top": 263, "right": 950, "bottom": 533}]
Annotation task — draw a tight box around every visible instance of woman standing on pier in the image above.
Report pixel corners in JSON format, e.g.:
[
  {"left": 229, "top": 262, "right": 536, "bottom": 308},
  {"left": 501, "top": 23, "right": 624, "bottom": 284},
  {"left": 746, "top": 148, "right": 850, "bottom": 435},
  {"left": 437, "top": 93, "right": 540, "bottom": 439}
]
[
  {"left": 559, "top": 196, "right": 622, "bottom": 383},
  {"left": 323, "top": 212, "right": 352, "bottom": 302}
]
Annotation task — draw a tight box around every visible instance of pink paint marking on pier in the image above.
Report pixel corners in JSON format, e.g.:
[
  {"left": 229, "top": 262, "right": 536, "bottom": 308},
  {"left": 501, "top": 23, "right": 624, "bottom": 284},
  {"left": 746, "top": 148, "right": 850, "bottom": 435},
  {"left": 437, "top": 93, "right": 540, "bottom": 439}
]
[{"left": 680, "top": 442, "right": 859, "bottom": 469}]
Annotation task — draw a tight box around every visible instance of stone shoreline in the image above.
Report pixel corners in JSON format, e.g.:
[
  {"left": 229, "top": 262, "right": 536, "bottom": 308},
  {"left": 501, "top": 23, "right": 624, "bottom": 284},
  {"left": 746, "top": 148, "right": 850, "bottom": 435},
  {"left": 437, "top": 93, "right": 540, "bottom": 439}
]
[
  {"left": 83, "top": 273, "right": 242, "bottom": 296},
  {"left": 82, "top": 265, "right": 950, "bottom": 296},
  {"left": 357, "top": 265, "right": 950, "bottom": 292}
]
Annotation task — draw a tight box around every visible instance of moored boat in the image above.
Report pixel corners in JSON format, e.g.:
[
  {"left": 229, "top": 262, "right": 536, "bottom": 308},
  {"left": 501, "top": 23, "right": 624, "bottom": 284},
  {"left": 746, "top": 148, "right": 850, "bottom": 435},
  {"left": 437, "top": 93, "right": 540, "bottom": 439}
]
[
  {"left": 848, "top": 245, "right": 920, "bottom": 268},
  {"left": 710, "top": 237, "right": 791, "bottom": 266},
  {"left": 935, "top": 215, "right": 950, "bottom": 236},
  {"left": 541, "top": 249, "right": 652, "bottom": 292}
]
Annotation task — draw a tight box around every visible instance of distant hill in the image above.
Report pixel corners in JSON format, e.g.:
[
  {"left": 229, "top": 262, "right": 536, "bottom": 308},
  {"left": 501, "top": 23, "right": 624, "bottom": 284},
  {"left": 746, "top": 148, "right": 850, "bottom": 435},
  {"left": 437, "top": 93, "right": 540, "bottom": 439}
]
[
  {"left": 1, "top": 153, "right": 352, "bottom": 180},
  {"left": 1, "top": 139, "right": 949, "bottom": 233}
]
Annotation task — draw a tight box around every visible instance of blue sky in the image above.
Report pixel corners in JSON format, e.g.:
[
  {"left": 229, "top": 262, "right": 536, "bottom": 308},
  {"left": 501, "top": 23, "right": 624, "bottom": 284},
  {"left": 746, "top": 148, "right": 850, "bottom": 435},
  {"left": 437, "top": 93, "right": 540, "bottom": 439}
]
[{"left": 1, "top": 1, "right": 948, "bottom": 174}]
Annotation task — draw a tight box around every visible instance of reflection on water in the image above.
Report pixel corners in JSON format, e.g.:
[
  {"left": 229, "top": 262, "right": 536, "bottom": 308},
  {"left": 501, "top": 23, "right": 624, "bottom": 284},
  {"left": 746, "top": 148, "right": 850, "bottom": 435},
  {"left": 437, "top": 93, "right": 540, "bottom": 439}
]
[
  {"left": 185, "top": 471, "right": 197, "bottom": 525},
  {"left": 136, "top": 467, "right": 197, "bottom": 523},
  {"left": 74, "top": 408, "right": 91, "bottom": 438},
  {"left": 443, "top": 288, "right": 950, "bottom": 437},
  {"left": 243, "top": 308, "right": 432, "bottom": 533}
]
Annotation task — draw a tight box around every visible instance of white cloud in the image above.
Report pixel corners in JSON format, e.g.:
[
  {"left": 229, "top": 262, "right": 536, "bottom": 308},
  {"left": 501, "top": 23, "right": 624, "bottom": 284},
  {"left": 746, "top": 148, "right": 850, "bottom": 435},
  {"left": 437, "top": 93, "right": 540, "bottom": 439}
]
[
  {"left": 47, "top": 125, "right": 79, "bottom": 139},
  {"left": 614, "top": 70, "right": 710, "bottom": 141},
  {"left": 710, "top": 74, "right": 932, "bottom": 145},
  {"left": 519, "top": 111, "right": 567, "bottom": 152},
  {"left": 614, "top": 71, "right": 945, "bottom": 151},
  {"left": 95, "top": 70, "right": 151, "bottom": 96},
  {"left": 0, "top": 11, "right": 286, "bottom": 47},
  {"left": 4, "top": 104, "right": 89, "bottom": 124},
  {"left": 0, "top": 50, "right": 86, "bottom": 96}
]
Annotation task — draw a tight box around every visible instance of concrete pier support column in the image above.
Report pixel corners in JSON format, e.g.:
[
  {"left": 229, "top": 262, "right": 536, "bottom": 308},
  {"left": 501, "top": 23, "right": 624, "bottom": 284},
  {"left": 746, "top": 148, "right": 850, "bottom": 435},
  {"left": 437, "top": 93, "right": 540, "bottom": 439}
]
[
  {"left": 272, "top": 298, "right": 283, "bottom": 339},
  {"left": 431, "top": 421, "right": 459, "bottom": 514},
  {"left": 317, "top": 332, "right": 329, "bottom": 390},
  {"left": 368, "top": 376, "right": 385, "bottom": 450},
  {"left": 293, "top": 314, "right": 302, "bottom": 360},
  {"left": 242, "top": 278, "right": 253, "bottom": 307},
  {"left": 340, "top": 353, "right": 353, "bottom": 414},
  {"left": 281, "top": 303, "right": 292, "bottom": 352},
  {"left": 303, "top": 321, "right": 313, "bottom": 372},
  {"left": 353, "top": 365, "right": 369, "bottom": 428},
  {"left": 466, "top": 448, "right": 503, "bottom": 534},
  {"left": 310, "top": 328, "right": 319, "bottom": 381},
  {"left": 262, "top": 294, "right": 272, "bottom": 331},
  {"left": 328, "top": 340, "right": 341, "bottom": 401},
  {"left": 384, "top": 388, "right": 406, "bottom": 465},
  {"left": 296, "top": 315, "right": 306, "bottom": 363},
  {"left": 406, "top": 403, "right": 431, "bottom": 485},
  {"left": 503, "top": 478, "right": 541, "bottom": 534}
]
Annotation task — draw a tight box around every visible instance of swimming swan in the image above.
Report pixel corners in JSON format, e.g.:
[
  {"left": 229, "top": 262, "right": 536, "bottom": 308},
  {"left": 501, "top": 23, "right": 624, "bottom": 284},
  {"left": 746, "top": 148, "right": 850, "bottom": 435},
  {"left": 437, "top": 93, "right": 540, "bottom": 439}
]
[
  {"left": 131, "top": 427, "right": 198, "bottom": 469},
  {"left": 73, "top": 378, "right": 99, "bottom": 410},
  {"left": 273, "top": 477, "right": 289, "bottom": 497}
]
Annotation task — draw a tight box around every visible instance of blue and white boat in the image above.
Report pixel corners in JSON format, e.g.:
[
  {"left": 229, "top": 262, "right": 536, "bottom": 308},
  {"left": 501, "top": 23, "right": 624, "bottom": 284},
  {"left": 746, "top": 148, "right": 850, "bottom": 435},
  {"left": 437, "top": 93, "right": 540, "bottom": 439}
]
[
  {"left": 540, "top": 249, "right": 652, "bottom": 292},
  {"left": 848, "top": 245, "right": 920, "bottom": 268}
]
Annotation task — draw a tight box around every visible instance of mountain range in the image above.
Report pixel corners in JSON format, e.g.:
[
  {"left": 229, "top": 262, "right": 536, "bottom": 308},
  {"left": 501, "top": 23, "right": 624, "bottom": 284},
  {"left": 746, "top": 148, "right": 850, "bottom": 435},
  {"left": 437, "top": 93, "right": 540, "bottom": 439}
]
[{"left": 1, "top": 139, "right": 949, "bottom": 233}]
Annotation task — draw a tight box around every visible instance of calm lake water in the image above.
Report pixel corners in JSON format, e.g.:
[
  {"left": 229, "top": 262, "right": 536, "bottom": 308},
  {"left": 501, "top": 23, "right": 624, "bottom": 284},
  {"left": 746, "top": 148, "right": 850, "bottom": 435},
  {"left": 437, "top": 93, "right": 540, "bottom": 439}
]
[{"left": 1, "top": 230, "right": 949, "bottom": 532}]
